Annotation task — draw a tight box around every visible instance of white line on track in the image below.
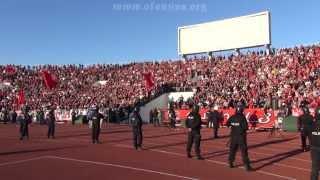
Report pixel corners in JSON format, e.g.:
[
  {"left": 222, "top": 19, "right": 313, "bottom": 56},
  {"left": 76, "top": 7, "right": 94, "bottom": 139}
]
[
  {"left": 114, "top": 144, "right": 297, "bottom": 180},
  {"left": 45, "top": 155, "right": 199, "bottom": 180},
  {"left": 0, "top": 156, "right": 47, "bottom": 167},
  {"left": 142, "top": 136, "right": 312, "bottom": 173}
]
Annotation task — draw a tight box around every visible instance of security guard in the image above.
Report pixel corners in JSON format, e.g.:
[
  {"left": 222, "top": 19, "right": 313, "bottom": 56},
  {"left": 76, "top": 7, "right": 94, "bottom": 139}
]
[
  {"left": 311, "top": 107, "right": 320, "bottom": 180},
  {"left": 297, "top": 106, "right": 313, "bottom": 152},
  {"left": 131, "top": 106, "right": 143, "bottom": 150},
  {"left": 207, "top": 105, "right": 223, "bottom": 138},
  {"left": 47, "top": 107, "right": 56, "bottom": 139},
  {"left": 168, "top": 108, "right": 176, "bottom": 129},
  {"left": 88, "top": 105, "right": 104, "bottom": 144},
  {"left": 226, "top": 104, "right": 252, "bottom": 171},
  {"left": 71, "top": 110, "right": 76, "bottom": 125},
  {"left": 18, "top": 105, "right": 32, "bottom": 140},
  {"left": 186, "top": 104, "right": 204, "bottom": 160}
]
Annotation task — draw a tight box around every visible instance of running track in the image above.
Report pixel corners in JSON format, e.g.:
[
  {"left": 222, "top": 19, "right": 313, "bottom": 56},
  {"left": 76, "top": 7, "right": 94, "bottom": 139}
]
[{"left": 0, "top": 123, "right": 313, "bottom": 180}]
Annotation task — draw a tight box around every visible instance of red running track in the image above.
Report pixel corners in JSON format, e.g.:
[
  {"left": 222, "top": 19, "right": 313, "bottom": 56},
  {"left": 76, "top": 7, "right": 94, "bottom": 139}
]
[{"left": 0, "top": 123, "right": 313, "bottom": 180}]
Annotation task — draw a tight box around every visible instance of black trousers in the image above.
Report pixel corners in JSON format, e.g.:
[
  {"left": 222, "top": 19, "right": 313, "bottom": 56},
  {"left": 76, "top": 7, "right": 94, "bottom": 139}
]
[
  {"left": 92, "top": 123, "right": 101, "bottom": 143},
  {"left": 170, "top": 119, "right": 176, "bottom": 128},
  {"left": 311, "top": 149, "right": 320, "bottom": 180},
  {"left": 213, "top": 124, "right": 219, "bottom": 138},
  {"left": 153, "top": 118, "right": 160, "bottom": 126},
  {"left": 300, "top": 129, "right": 312, "bottom": 149},
  {"left": 186, "top": 132, "right": 201, "bottom": 157},
  {"left": 47, "top": 123, "right": 55, "bottom": 138},
  {"left": 228, "top": 136, "right": 250, "bottom": 165},
  {"left": 133, "top": 128, "right": 143, "bottom": 149},
  {"left": 20, "top": 123, "right": 29, "bottom": 139}
]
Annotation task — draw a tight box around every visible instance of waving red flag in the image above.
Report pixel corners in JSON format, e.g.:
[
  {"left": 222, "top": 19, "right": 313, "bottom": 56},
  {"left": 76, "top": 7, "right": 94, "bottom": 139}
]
[
  {"left": 41, "top": 70, "right": 58, "bottom": 89},
  {"left": 143, "top": 72, "right": 154, "bottom": 91},
  {"left": 17, "top": 89, "right": 25, "bottom": 106}
]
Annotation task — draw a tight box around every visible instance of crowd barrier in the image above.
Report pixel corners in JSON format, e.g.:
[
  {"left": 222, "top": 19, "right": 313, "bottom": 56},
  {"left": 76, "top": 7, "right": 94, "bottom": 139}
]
[
  {"left": 161, "top": 108, "right": 276, "bottom": 129},
  {"left": 13, "top": 107, "right": 310, "bottom": 127},
  {"left": 161, "top": 107, "right": 319, "bottom": 129}
]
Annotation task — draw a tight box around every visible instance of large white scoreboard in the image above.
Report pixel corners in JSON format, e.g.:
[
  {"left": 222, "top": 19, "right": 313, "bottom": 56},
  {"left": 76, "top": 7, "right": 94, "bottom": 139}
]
[{"left": 178, "top": 11, "right": 271, "bottom": 55}]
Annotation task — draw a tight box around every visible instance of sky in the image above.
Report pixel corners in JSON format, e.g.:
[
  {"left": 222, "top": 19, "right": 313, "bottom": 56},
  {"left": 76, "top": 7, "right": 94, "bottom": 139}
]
[{"left": 0, "top": 0, "right": 319, "bottom": 65}]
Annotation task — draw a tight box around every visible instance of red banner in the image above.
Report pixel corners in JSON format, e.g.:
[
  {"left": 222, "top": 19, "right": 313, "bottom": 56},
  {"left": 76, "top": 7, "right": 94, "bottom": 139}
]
[
  {"left": 17, "top": 89, "right": 26, "bottom": 106},
  {"left": 41, "top": 70, "right": 58, "bottom": 89},
  {"left": 143, "top": 72, "right": 154, "bottom": 91},
  {"left": 161, "top": 108, "right": 276, "bottom": 129}
]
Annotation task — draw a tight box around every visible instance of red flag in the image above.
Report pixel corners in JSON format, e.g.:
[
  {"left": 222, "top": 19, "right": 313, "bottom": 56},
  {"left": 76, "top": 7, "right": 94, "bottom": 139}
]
[
  {"left": 41, "top": 70, "right": 58, "bottom": 89},
  {"left": 17, "top": 89, "right": 25, "bottom": 106},
  {"left": 5, "top": 65, "right": 16, "bottom": 75},
  {"left": 143, "top": 72, "right": 154, "bottom": 91}
]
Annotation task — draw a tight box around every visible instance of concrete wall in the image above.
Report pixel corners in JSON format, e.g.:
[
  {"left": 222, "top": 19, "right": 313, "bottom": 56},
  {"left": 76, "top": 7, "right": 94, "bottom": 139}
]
[
  {"left": 168, "top": 91, "right": 195, "bottom": 102},
  {"left": 139, "top": 91, "right": 195, "bottom": 123},
  {"left": 139, "top": 93, "right": 169, "bottom": 123}
]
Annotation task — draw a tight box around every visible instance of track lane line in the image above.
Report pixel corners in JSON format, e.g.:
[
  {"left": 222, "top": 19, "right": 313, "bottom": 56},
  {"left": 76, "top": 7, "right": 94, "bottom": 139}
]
[
  {"left": 45, "top": 155, "right": 199, "bottom": 180},
  {"left": 114, "top": 144, "right": 297, "bottom": 180},
  {"left": 0, "top": 156, "right": 47, "bottom": 167}
]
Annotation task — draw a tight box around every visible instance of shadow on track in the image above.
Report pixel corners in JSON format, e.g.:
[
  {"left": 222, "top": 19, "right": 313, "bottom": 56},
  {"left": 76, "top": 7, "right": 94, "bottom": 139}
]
[
  {"left": 0, "top": 145, "right": 87, "bottom": 156},
  {"left": 250, "top": 148, "right": 303, "bottom": 170},
  {"left": 203, "top": 137, "right": 297, "bottom": 159}
]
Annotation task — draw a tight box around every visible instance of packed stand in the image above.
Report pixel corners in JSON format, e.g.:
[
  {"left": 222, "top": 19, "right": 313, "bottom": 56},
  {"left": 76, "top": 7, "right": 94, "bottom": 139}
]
[{"left": 0, "top": 44, "right": 320, "bottom": 122}]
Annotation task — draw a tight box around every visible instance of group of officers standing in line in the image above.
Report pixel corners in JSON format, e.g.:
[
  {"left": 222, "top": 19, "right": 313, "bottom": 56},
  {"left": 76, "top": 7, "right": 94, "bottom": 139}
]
[
  {"left": 183, "top": 104, "right": 252, "bottom": 170},
  {"left": 142, "top": 103, "right": 320, "bottom": 179},
  {"left": 15, "top": 102, "right": 320, "bottom": 180}
]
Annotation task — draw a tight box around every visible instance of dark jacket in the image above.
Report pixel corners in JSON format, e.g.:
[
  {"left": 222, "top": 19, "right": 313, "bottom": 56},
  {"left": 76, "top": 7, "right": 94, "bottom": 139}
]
[
  {"left": 88, "top": 110, "right": 103, "bottom": 126},
  {"left": 297, "top": 114, "right": 314, "bottom": 131},
  {"left": 208, "top": 110, "right": 223, "bottom": 127},
  {"left": 18, "top": 113, "right": 32, "bottom": 125},
  {"left": 227, "top": 113, "right": 248, "bottom": 137},
  {"left": 311, "top": 121, "right": 320, "bottom": 151},
  {"left": 47, "top": 111, "right": 56, "bottom": 125},
  {"left": 186, "top": 111, "right": 202, "bottom": 134},
  {"left": 131, "top": 112, "right": 143, "bottom": 129}
]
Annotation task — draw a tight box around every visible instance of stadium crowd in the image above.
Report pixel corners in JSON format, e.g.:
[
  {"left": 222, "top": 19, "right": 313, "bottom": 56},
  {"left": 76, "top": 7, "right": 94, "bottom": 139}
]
[{"left": 1, "top": 44, "right": 320, "bottom": 122}]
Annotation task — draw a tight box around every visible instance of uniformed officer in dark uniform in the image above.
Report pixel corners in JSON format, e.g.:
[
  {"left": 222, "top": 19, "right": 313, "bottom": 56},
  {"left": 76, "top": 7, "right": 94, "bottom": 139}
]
[
  {"left": 226, "top": 104, "right": 252, "bottom": 171},
  {"left": 88, "top": 105, "right": 104, "bottom": 144},
  {"left": 153, "top": 108, "right": 160, "bottom": 127},
  {"left": 297, "top": 106, "right": 314, "bottom": 152},
  {"left": 47, "top": 107, "right": 56, "bottom": 139},
  {"left": 18, "top": 105, "right": 32, "bottom": 140},
  {"left": 168, "top": 108, "right": 176, "bottom": 129},
  {"left": 9, "top": 109, "right": 17, "bottom": 124},
  {"left": 186, "top": 104, "right": 204, "bottom": 160},
  {"left": 131, "top": 106, "right": 143, "bottom": 150},
  {"left": 311, "top": 107, "right": 320, "bottom": 180},
  {"left": 207, "top": 105, "right": 223, "bottom": 138},
  {"left": 71, "top": 110, "right": 76, "bottom": 125}
]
